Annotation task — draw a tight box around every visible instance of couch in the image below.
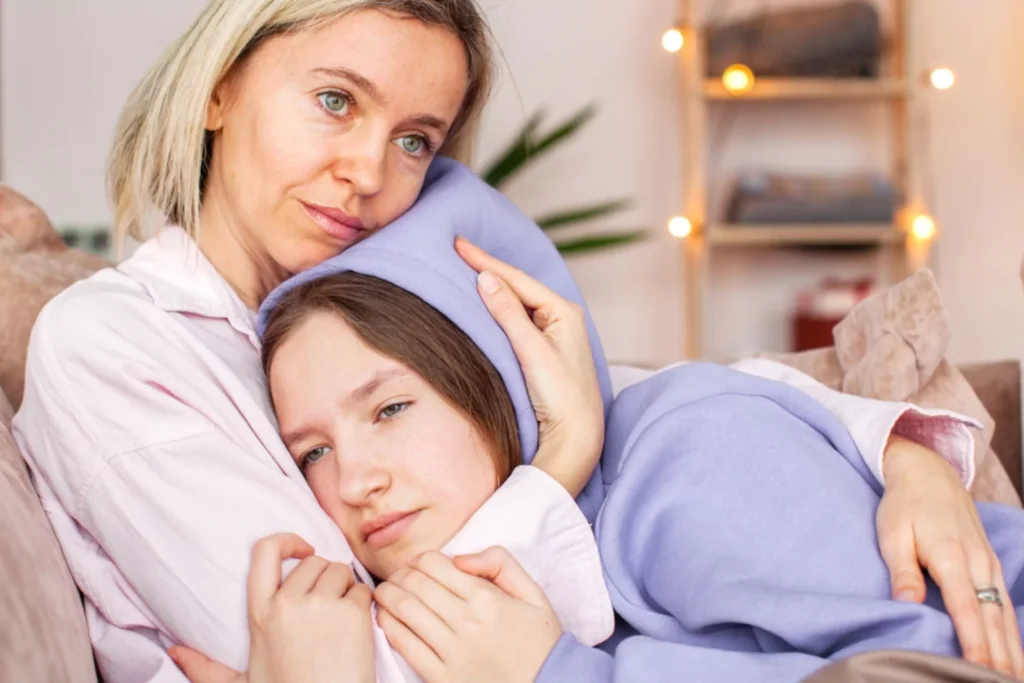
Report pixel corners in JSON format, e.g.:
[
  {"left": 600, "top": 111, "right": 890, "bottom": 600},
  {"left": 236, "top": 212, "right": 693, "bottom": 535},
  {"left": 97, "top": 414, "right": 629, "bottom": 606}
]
[{"left": 0, "top": 186, "right": 1021, "bottom": 682}]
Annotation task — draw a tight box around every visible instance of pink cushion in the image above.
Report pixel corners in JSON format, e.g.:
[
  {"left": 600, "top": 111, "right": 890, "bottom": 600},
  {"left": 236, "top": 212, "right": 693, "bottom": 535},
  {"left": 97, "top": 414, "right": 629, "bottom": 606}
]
[{"left": 0, "top": 386, "right": 98, "bottom": 682}]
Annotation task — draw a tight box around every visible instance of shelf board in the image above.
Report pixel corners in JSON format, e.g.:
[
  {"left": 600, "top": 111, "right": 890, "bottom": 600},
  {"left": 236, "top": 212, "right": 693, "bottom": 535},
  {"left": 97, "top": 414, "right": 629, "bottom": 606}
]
[
  {"left": 703, "top": 78, "right": 907, "bottom": 101},
  {"left": 707, "top": 224, "right": 904, "bottom": 247}
]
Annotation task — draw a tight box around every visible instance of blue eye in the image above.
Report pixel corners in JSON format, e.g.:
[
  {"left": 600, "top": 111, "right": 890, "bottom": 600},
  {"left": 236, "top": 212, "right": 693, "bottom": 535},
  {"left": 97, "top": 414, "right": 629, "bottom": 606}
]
[
  {"left": 318, "top": 91, "right": 350, "bottom": 116},
  {"left": 378, "top": 402, "right": 410, "bottom": 420},
  {"left": 394, "top": 135, "right": 430, "bottom": 157},
  {"left": 301, "top": 445, "right": 332, "bottom": 470}
]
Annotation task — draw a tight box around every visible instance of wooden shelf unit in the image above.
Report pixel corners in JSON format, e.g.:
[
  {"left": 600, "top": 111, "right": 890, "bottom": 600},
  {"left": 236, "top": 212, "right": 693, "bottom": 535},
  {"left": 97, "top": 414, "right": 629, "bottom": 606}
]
[
  {"left": 703, "top": 77, "right": 907, "bottom": 101},
  {"left": 707, "top": 223, "right": 904, "bottom": 247},
  {"left": 677, "top": 0, "right": 930, "bottom": 359}
]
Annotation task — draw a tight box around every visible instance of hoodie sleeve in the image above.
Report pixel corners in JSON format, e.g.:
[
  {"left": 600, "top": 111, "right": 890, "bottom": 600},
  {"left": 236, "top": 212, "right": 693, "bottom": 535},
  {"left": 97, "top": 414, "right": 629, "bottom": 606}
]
[
  {"left": 538, "top": 391, "right": 1006, "bottom": 683},
  {"left": 537, "top": 632, "right": 826, "bottom": 683}
]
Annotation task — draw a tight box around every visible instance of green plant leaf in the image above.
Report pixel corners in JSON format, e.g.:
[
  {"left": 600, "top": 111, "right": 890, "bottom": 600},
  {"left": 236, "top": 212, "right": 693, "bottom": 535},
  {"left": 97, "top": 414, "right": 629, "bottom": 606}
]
[
  {"left": 481, "top": 104, "right": 598, "bottom": 189},
  {"left": 525, "top": 104, "right": 598, "bottom": 167},
  {"left": 536, "top": 198, "right": 633, "bottom": 231},
  {"left": 480, "top": 110, "right": 546, "bottom": 189},
  {"left": 554, "top": 230, "right": 648, "bottom": 255}
]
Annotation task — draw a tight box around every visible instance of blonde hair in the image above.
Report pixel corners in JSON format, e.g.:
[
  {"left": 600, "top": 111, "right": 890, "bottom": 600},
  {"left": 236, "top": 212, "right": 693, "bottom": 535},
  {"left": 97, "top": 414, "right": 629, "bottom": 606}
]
[{"left": 107, "top": 0, "right": 493, "bottom": 248}]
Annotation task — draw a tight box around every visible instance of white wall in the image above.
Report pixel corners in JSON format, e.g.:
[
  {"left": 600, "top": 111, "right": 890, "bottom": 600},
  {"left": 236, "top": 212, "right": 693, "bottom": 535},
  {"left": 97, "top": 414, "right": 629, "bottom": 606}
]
[
  {"left": 4, "top": 0, "right": 1023, "bottom": 366},
  {"left": 478, "top": 0, "right": 1024, "bottom": 366},
  {"left": 1, "top": 0, "right": 209, "bottom": 226}
]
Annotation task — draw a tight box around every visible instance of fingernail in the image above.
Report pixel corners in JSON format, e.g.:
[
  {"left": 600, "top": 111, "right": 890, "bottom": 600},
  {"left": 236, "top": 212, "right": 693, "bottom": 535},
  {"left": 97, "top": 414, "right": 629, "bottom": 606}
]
[
  {"left": 478, "top": 270, "right": 500, "bottom": 295},
  {"left": 895, "top": 589, "right": 917, "bottom": 601}
]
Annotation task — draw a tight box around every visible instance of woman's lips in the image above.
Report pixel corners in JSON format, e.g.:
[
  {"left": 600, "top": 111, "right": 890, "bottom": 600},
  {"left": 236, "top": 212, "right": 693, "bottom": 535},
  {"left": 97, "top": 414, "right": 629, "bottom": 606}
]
[
  {"left": 361, "top": 510, "right": 421, "bottom": 550},
  {"left": 301, "top": 202, "right": 367, "bottom": 244}
]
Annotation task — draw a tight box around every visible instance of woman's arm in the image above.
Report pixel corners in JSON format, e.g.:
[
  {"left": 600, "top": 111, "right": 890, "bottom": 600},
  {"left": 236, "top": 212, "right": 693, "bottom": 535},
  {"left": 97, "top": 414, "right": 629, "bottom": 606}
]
[{"left": 12, "top": 293, "right": 372, "bottom": 681}]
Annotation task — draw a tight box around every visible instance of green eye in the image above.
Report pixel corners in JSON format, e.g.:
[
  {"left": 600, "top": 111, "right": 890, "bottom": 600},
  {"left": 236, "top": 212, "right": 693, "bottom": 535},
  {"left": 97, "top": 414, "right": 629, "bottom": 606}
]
[
  {"left": 302, "top": 446, "right": 331, "bottom": 470},
  {"left": 378, "top": 402, "right": 410, "bottom": 420},
  {"left": 318, "top": 92, "right": 349, "bottom": 115},
  {"left": 396, "top": 135, "right": 427, "bottom": 156}
]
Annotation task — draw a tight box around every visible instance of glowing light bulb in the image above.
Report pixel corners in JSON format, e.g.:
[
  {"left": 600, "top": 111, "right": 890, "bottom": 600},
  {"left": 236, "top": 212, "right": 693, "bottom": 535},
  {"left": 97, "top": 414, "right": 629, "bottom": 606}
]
[
  {"left": 911, "top": 214, "right": 937, "bottom": 241},
  {"left": 722, "top": 64, "right": 755, "bottom": 95},
  {"left": 662, "top": 28, "right": 685, "bottom": 53},
  {"left": 668, "top": 216, "right": 693, "bottom": 239},
  {"left": 929, "top": 67, "right": 955, "bottom": 90}
]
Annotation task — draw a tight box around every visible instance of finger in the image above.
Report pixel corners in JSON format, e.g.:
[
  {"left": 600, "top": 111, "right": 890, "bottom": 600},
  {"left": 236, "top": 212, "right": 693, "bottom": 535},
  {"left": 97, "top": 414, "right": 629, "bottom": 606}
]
[
  {"left": 247, "top": 533, "right": 315, "bottom": 606},
  {"left": 995, "top": 574, "right": 1024, "bottom": 679},
  {"left": 456, "top": 237, "right": 569, "bottom": 314},
  {"left": 344, "top": 582, "right": 374, "bottom": 611},
  {"left": 877, "top": 525, "right": 926, "bottom": 603},
  {"left": 475, "top": 270, "right": 559, "bottom": 366},
  {"left": 980, "top": 598, "right": 1013, "bottom": 677},
  {"left": 278, "top": 555, "right": 331, "bottom": 598},
  {"left": 311, "top": 562, "right": 356, "bottom": 598},
  {"left": 168, "top": 646, "right": 242, "bottom": 683},
  {"left": 965, "top": 552, "right": 1014, "bottom": 676},
  {"left": 974, "top": 560, "right": 1013, "bottom": 677},
  {"left": 389, "top": 564, "right": 465, "bottom": 624},
  {"left": 927, "top": 544, "right": 991, "bottom": 667},
  {"left": 452, "top": 546, "right": 549, "bottom": 607},
  {"left": 377, "top": 606, "right": 446, "bottom": 681},
  {"left": 374, "top": 581, "right": 454, "bottom": 652}
]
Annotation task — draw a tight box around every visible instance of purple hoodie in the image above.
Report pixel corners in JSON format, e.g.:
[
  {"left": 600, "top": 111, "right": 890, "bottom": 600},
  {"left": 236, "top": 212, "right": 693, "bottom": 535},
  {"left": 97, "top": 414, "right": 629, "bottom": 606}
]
[{"left": 260, "top": 158, "right": 1024, "bottom": 682}]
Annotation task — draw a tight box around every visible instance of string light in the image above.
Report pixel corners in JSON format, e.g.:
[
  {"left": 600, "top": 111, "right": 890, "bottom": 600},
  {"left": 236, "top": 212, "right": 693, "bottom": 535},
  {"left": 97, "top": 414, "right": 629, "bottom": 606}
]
[
  {"left": 928, "top": 67, "right": 955, "bottom": 90},
  {"left": 662, "top": 28, "right": 685, "bottom": 53},
  {"left": 910, "top": 214, "right": 937, "bottom": 241},
  {"left": 668, "top": 216, "right": 693, "bottom": 238},
  {"left": 722, "top": 64, "right": 755, "bottom": 95}
]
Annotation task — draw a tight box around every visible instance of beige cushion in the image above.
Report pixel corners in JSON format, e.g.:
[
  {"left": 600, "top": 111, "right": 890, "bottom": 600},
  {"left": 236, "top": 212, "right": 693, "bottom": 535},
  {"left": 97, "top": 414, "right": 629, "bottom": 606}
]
[
  {"left": 762, "top": 270, "right": 1021, "bottom": 508},
  {"left": 0, "top": 184, "right": 66, "bottom": 252},
  {"left": 0, "top": 188, "right": 107, "bottom": 409},
  {"left": 0, "top": 386, "right": 97, "bottom": 682},
  {"left": 805, "top": 649, "right": 1018, "bottom": 682}
]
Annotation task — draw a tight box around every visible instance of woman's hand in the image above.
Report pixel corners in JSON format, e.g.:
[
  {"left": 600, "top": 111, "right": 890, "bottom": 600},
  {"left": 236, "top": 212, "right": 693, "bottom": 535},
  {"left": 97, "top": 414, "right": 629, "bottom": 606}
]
[
  {"left": 375, "top": 549, "right": 563, "bottom": 683},
  {"left": 456, "top": 236, "right": 604, "bottom": 496},
  {"left": 168, "top": 533, "right": 377, "bottom": 683},
  {"left": 877, "top": 436, "right": 1024, "bottom": 679}
]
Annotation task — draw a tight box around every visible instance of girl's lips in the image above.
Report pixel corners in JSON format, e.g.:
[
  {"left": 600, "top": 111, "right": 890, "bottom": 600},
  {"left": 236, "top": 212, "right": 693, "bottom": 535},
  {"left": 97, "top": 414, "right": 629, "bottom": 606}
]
[{"left": 362, "top": 510, "right": 421, "bottom": 550}]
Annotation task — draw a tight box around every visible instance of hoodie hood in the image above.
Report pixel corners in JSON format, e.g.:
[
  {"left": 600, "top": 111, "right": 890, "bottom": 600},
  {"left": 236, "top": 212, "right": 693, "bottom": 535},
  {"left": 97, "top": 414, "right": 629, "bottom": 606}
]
[{"left": 258, "top": 157, "right": 612, "bottom": 521}]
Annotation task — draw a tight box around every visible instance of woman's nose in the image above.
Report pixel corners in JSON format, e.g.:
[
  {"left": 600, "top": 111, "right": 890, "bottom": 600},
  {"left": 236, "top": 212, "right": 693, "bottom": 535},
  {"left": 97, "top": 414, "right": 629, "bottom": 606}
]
[{"left": 332, "top": 125, "right": 386, "bottom": 197}]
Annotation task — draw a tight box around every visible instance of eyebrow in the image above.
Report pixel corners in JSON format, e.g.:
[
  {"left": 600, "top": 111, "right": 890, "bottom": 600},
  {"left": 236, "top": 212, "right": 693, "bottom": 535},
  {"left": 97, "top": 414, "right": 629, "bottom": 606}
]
[
  {"left": 310, "top": 66, "right": 452, "bottom": 134},
  {"left": 279, "top": 367, "right": 411, "bottom": 447},
  {"left": 349, "top": 367, "right": 410, "bottom": 404}
]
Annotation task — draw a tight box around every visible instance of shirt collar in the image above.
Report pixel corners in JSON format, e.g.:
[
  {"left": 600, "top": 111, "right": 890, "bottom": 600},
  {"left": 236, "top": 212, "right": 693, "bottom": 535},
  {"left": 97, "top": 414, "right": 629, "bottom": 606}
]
[{"left": 117, "top": 226, "right": 261, "bottom": 348}]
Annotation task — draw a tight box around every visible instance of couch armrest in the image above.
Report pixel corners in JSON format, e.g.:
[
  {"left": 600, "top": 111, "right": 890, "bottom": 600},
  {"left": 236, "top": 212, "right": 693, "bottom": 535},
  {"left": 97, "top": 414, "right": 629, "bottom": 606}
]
[{"left": 960, "top": 360, "right": 1022, "bottom": 497}]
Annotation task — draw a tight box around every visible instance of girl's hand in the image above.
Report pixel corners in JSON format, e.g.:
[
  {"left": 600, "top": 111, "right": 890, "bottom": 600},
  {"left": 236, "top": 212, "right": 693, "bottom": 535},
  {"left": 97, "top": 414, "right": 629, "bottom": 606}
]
[
  {"left": 169, "top": 533, "right": 377, "bottom": 683},
  {"left": 375, "top": 549, "right": 563, "bottom": 683},
  {"left": 878, "top": 437, "right": 1024, "bottom": 679},
  {"left": 456, "top": 237, "right": 604, "bottom": 496}
]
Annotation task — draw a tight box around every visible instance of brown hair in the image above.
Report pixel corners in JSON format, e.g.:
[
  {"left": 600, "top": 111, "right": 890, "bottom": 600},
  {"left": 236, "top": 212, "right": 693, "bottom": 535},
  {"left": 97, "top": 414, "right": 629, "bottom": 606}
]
[{"left": 261, "top": 272, "right": 522, "bottom": 482}]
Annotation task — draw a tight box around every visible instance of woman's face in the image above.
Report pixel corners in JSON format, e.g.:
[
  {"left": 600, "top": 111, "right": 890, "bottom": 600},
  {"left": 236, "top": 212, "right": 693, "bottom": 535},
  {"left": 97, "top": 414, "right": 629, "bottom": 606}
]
[
  {"left": 269, "top": 312, "right": 500, "bottom": 579},
  {"left": 202, "top": 9, "right": 469, "bottom": 276}
]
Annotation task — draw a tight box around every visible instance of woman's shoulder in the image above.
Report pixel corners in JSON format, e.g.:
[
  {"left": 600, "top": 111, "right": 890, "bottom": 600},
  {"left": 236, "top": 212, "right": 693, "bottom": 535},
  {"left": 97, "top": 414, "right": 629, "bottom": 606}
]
[{"left": 31, "top": 267, "right": 168, "bottom": 362}]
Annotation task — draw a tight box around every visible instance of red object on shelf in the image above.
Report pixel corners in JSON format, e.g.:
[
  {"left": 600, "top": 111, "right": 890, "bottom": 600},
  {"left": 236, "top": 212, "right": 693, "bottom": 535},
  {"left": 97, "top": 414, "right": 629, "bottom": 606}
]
[{"left": 791, "top": 278, "right": 875, "bottom": 351}]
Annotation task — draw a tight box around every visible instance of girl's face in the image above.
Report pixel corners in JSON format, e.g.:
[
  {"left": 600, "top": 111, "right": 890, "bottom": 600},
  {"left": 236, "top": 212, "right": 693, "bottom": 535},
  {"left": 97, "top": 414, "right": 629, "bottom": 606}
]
[
  {"left": 201, "top": 9, "right": 469, "bottom": 280},
  {"left": 269, "top": 312, "right": 499, "bottom": 579}
]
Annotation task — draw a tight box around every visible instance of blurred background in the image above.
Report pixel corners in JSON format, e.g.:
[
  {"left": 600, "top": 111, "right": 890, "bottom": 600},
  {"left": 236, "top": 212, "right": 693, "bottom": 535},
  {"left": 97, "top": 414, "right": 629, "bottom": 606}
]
[{"left": 3, "top": 0, "right": 1024, "bottom": 367}]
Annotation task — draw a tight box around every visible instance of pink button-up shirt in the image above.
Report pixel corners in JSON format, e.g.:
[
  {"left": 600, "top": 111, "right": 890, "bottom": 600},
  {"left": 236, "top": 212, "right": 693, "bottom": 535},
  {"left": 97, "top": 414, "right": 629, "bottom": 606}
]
[{"left": 13, "top": 226, "right": 978, "bottom": 683}]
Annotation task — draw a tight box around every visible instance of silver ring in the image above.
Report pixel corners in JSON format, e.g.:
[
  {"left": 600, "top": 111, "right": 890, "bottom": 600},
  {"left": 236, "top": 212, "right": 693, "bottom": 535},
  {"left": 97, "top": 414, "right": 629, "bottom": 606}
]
[{"left": 976, "top": 587, "right": 1004, "bottom": 608}]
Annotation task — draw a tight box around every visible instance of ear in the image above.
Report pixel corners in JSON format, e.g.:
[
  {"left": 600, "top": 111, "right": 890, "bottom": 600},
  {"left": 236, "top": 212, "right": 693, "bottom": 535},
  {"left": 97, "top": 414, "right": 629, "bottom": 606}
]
[{"left": 205, "top": 81, "right": 229, "bottom": 132}]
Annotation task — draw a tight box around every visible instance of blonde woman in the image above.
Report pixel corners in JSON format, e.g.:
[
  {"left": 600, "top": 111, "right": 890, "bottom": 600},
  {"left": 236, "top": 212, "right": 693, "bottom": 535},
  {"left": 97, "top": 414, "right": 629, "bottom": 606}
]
[{"left": 9, "top": 1, "right": 1019, "bottom": 682}]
